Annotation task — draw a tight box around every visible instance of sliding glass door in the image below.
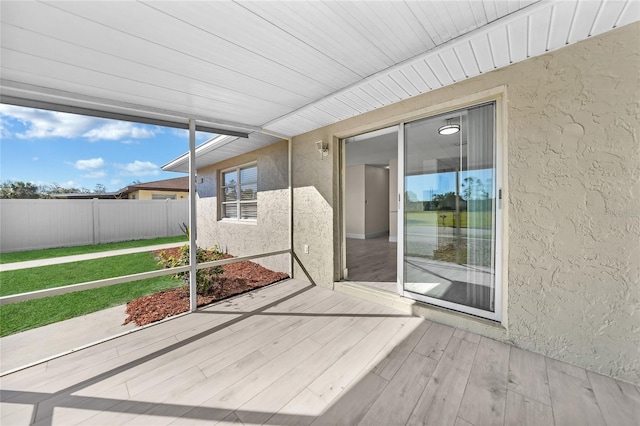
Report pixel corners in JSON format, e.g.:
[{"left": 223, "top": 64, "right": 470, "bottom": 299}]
[{"left": 401, "top": 102, "right": 500, "bottom": 320}]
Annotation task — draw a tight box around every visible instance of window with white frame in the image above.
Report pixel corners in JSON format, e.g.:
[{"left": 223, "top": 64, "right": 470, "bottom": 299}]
[{"left": 220, "top": 163, "right": 257, "bottom": 221}]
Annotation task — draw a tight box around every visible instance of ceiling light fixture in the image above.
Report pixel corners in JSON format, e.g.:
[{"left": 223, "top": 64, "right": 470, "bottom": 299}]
[{"left": 438, "top": 118, "right": 460, "bottom": 135}]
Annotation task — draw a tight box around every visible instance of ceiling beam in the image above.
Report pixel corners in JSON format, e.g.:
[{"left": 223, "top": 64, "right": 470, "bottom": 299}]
[{"left": 0, "top": 95, "right": 250, "bottom": 138}]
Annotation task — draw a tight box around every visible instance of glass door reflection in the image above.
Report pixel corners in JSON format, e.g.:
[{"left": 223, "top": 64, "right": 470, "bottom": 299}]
[{"left": 403, "top": 102, "right": 497, "bottom": 316}]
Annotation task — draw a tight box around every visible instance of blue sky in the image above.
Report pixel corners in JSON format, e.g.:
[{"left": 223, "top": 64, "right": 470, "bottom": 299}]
[
  {"left": 406, "top": 169, "right": 494, "bottom": 201},
  {"left": 0, "top": 105, "right": 216, "bottom": 192}
]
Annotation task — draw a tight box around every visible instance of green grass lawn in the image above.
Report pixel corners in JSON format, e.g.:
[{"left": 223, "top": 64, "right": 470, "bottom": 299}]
[
  {"left": 0, "top": 275, "right": 180, "bottom": 337},
  {"left": 406, "top": 210, "right": 493, "bottom": 229},
  {"left": 0, "top": 235, "right": 186, "bottom": 264},
  {"left": 0, "top": 252, "right": 170, "bottom": 296},
  {"left": 0, "top": 250, "right": 184, "bottom": 337}
]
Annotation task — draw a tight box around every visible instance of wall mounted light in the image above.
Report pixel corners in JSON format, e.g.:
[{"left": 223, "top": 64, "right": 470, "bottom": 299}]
[
  {"left": 438, "top": 118, "right": 460, "bottom": 135},
  {"left": 316, "top": 140, "right": 329, "bottom": 159}
]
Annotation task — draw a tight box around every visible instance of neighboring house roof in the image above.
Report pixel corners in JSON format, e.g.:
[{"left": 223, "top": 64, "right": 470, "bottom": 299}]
[
  {"left": 51, "top": 177, "right": 189, "bottom": 199},
  {"left": 117, "top": 177, "right": 189, "bottom": 197},
  {"left": 50, "top": 193, "right": 119, "bottom": 200}
]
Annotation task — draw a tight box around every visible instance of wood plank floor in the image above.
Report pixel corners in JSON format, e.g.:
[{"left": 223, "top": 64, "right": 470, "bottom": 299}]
[
  {"left": 346, "top": 237, "right": 396, "bottom": 282},
  {"left": 1, "top": 279, "right": 639, "bottom": 426}
]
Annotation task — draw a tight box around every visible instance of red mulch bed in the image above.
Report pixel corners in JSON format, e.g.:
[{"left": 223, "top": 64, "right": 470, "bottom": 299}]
[{"left": 123, "top": 247, "right": 289, "bottom": 327}]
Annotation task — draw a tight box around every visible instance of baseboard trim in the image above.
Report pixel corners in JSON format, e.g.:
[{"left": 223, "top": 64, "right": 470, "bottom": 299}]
[{"left": 365, "top": 230, "right": 389, "bottom": 239}]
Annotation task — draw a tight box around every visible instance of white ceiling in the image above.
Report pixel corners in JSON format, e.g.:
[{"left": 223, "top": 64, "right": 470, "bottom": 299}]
[
  {"left": 345, "top": 110, "right": 473, "bottom": 176},
  {"left": 1, "top": 1, "right": 638, "bottom": 168},
  {"left": 345, "top": 126, "right": 399, "bottom": 168}
]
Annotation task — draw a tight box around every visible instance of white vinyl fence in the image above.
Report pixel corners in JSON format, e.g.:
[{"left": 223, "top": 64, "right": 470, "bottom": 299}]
[{"left": 0, "top": 199, "right": 189, "bottom": 253}]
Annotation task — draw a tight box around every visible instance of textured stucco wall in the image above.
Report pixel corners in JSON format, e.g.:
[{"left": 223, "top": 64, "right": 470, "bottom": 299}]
[
  {"left": 196, "top": 140, "right": 290, "bottom": 273},
  {"left": 292, "top": 133, "right": 337, "bottom": 285},
  {"left": 506, "top": 23, "right": 640, "bottom": 384},
  {"left": 290, "top": 23, "right": 640, "bottom": 383}
]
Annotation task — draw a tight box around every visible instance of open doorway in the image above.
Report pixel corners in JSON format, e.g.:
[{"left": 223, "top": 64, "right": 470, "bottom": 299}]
[
  {"left": 340, "top": 101, "right": 501, "bottom": 320},
  {"left": 342, "top": 126, "right": 398, "bottom": 289}
]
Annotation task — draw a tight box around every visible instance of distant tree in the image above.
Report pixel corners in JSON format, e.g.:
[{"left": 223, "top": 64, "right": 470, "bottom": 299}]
[
  {"left": 0, "top": 180, "right": 41, "bottom": 199},
  {"left": 48, "top": 182, "right": 63, "bottom": 193},
  {"left": 432, "top": 191, "right": 457, "bottom": 210},
  {"left": 461, "top": 177, "right": 488, "bottom": 201},
  {"left": 405, "top": 190, "right": 418, "bottom": 202},
  {"left": 39, "top": 183, "right": 93, "bottom": 197},
  {"left": 93, "top": 183, "right": 107, "bottom": 194},
  {"left": 1, "top": 180, "right": 108, "bottom": 198}
]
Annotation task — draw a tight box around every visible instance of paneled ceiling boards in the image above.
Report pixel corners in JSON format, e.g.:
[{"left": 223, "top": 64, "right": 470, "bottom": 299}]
[{"left": 1, "top": 1, "right": 638, "bottom": 141}]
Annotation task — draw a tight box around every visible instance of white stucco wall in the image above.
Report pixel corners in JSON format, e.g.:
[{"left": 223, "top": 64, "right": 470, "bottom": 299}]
[
  {"left": 196, "top": 140, "right": 290, "bottom": 274},
  {"left": 290, "top": 23, "right": 640, "bottom": 384}
]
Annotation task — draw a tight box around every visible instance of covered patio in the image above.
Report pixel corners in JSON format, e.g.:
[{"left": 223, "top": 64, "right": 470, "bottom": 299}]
[
  {"left": 1, "top": 2, "right": 639, "bottom": 423},
  {"left": 2, "top": 279, "right": 638, "bottom": 426}
]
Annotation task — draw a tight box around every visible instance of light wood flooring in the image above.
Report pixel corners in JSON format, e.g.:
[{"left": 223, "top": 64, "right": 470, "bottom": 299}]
[
  {"left": 1, "top": 279, "right": 638, "bottom": 425},
  {"left": 346, "top": 236, "right": 396, "bottom": 282}
]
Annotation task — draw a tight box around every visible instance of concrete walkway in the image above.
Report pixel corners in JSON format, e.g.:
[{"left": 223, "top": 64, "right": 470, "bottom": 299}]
[
  {"left": 0, "top": 241, "right": 186, "bottom": 373},
  {"left": 0, "top": 242, "right": 183, "bottom": 272},
  {"left": 0, "top": 304, "right": 138, "bottom": 374}
]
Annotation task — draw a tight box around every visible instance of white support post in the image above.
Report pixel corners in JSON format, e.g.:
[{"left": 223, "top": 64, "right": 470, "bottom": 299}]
[
  {"left": 397, "top": 123, "right": 405, "bottom": 296},
  {"left": 288, "top": 137, "right": 293, "bottom": 278},
  {"left": 188, "top": 119, "right": 197, "bottom": 312}
]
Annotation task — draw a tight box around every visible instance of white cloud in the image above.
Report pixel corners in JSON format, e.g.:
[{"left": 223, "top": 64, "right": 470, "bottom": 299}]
[
  {"left": 0, "top": 104, "right": 99, "bottom": 139},
  {"left": 115, "top": 160, "right": 160, "bottom": 176},
  {"left": 0, "top": 122, "right": 11, "bottom": 138},
  {"left": 110, "top": 178, "right": 123, "bottom": 186},
  {"left": 72, "top": 158, "right": 105, "bottom": 171},
  {"left": 60, "top": 180, "right": 80, "bottom": 189},
  {"left": 0, "top": 105, "right": 156, "bottom": 142},
  {"left": 32, "top": 157, "right": 39, "bottom": 161},
  {"left": 83, "top": 122, "right": 155, "bottom": 142}
]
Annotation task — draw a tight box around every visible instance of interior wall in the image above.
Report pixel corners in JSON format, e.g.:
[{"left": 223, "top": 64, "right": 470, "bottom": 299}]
[
  {"left": 345, "top": 165, "right": 365, "bottom": 237},
  {"left": 291, "top": 22, "right": 640, "bottom": 384},
  {"left": 389, "top": 159, "right": 398, "bottom": 242},
  {"left": 364, "top": 166, "right": 389, "bottom": 238},
  {"left": 345, "top": 165, "right": 389, "bottom": 239}
]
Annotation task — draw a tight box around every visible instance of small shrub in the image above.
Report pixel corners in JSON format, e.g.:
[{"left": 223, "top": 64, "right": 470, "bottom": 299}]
[
  {"left": 432, "top": 243, "right": 467, "bottom": 264},
  {"left": 157, "top": 245, "right": 224, "bottom": 295},
  {"left": 179, "top": 222, "right": 189, "bottom": 239}
]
